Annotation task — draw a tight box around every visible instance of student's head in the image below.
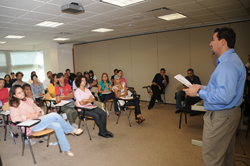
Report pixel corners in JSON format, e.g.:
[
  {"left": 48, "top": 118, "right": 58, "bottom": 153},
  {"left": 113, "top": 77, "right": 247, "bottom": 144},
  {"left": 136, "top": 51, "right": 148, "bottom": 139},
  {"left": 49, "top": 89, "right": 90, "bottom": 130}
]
[
  {"left": 50, "top": 73, "right": 58, "bottom": 85},
  {"left": 66, "top": 69, "right": 70, "bottom": 75},
  {"left": 10, "top": 72, "right": 15, "bottom": 78},
  {"left": 9, "top": 85, "right": 25, "bottom": 107},
  {"left": 187, "top": 68, "right": 194, "bottom": 78},
  {"left": 117, "top": 70, "right": 123, "bottom": 77},
  {"left": 0, "top": 78, "right": 5, "bottom": 89},
  {"left": 75, "top": 75, "right": 87, "bottom": 88},
  {"left": 57, "top": 73, "right": 64, "bottom": 83},
  {"left": 47, "top": 71, "right": 52, "bottom": 79},
  {"left": 101, "top": 73, "right": 109, "bottom": 83},
  {"left": 114, "top": 75, "right": 121, "bottom": 84},
  {"left": 16, "top": 72, "right": 23, "bottom": 81},
  {"left": 84, "top": 71, "right": 89, "bottom": 79},
  {"left": 64, "top": 73, "right": 69, "bottom": 79},
  {"left": 76, "top": 72, "right": 82, "bottom": 77},
  {"left": 31, "top": 71, "right": 36, "bottom": 76},
  {"left": 22, "top": 84, "right": 32, "bottom": 96},
  {"left": 4, "top": 75, "right": 11, "bottom": 82},
  {"left": 160, "top": 68, "right": 165, "bottom": 76},
  {"left": 31, "top": 74, "right": 38, "bottom": 82},
  {"left": 114, "top": 69, "right": 118, "bottom": 75},
  {"left": 89, "top": 70, "right": 94, "bottom": 78},
  {"left": 210, "top": 27, "right": 236, "bottom": 56}
]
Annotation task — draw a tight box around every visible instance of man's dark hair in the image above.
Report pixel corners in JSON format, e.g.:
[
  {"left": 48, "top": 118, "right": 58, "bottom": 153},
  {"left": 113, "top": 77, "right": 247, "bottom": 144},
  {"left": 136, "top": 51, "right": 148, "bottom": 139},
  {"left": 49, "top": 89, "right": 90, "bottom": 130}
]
[
  {"left": 0, "top": 78, "right": 4, "bottom": 82},
  {"left": 31, "top": 74, "right": 38, "bottom": 80},
  {"left": 187, "top": 68, "right": 194, "bottom": 73},
  {"left": 31, "top": 71, "right": 36, "bottom": 76},
  {"left": 47, "top": 71, "right": 52, "bottom": 75},
  {"left": 22, "top": 84, "right": 31, "bottom": 90},
  {"left": 160, "top": 68, "right": 165, "bottom": 72},
  {"left": 75, "top": 75, "right": 87, "bottom": 88},
  {"left": 114, "top": 69, "right": 118, "bottom": 72},
  {"left": 16, "top": 72, "right": 23, "bottom": 77},
  {"left": 214, "top": 27, "right": 236, "bottom": 48},
  {"left": 117, "top": 69, "right": 122, "bottom": 73},
  {"left": 66, "top": 69, "right": 70, "bottom": 72}
]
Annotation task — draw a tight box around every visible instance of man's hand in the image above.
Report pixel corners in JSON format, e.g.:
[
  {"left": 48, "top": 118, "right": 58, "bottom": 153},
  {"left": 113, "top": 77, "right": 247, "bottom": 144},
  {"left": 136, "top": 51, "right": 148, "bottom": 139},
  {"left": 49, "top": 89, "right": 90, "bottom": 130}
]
[
  {"left": 183, "top": 85, "right": 199, "bottom": 97},
  {"left": 193, "top": 84, "right": 204, "bottom": 90},
  {"left": 158, "top": 85, "right": 161, "bottom": 90}
]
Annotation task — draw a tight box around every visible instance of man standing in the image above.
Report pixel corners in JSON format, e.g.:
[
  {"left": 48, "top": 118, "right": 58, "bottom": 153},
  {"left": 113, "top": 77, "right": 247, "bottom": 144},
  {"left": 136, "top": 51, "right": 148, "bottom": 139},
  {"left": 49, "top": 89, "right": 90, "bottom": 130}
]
[
  {"left": 55, "top": 73, "right": 78, "bottom": 128},
  {"left": 10, "top": 72, "right": 17, "bottom": 83},
  {"left": 43, "top": 71, "right": 52, "bottom": 91},
  {"left": 175, "top": 68, "right": 201, "bottom": 114},
  {"left": 184, "top": 27, "right": 246, "bottom": 166},
  {"left": 66, "top": 69, "right": 76, "bottom": 87},
  {"left": 148, "top": 68, "right": 169, "bottom": 110},
  {"left": 12, "top": 72, "right": 27, "bottom": 86}
]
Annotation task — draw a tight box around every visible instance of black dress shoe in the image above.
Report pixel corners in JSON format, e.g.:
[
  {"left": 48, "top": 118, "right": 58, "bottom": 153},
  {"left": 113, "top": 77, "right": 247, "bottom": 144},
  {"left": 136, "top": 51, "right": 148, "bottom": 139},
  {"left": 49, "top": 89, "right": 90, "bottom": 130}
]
[
  {"left": 98, "top": 132, "right": 110, "bottom": 138},
  {"left": 105, "top": 131, "right": 114, "bottom": 138},
  {"left": 175, "top": 110, "right": 181, "bottom": 113},
  {"left": 148, "top": 106, "right": 152, "bottom": 110}
]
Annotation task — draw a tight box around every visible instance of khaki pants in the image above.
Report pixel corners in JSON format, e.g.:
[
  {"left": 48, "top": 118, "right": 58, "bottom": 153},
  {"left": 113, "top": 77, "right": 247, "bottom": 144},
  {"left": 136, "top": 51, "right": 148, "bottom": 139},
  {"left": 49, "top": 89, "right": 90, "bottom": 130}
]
[
  {"left": 202, "top": 107, "right": 241, "bottom": 166},
  {"left": 61, "top": 105, "right": 78, "bottom": 125}
]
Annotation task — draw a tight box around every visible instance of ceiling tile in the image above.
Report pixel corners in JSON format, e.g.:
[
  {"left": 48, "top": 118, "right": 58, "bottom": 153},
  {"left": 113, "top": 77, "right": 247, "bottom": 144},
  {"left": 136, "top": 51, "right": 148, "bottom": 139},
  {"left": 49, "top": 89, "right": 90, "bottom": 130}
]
[
  {"left": 217, "top": 9, "right": 249, "bottom": 18},
  {"left": 0, "top": 22, "right": 7, "bottom": 27},
  {"left": 208, "top": 2, "right": 244, "bottom": 13},
  {"left": 71, "top": 19, "right": 98, "bottom": 26},
  {"left": 151, "top": 0, "right": 195, "bottom": 7},
  {"left": 48, "top": 16, "right": 80, "bottom": 23},
  {"left": 84, "top": 2, "right": 118, "bottom": 13},
  {"left": 0, "top": 0, "right": 44, "bottom": 10},
  {"left": 132, "top": 18, "right": 166, "bottom": 26},
  {"left": 85, "top": 14, "right": 115, "bottom": 22},
  {"left": 0, "top": 6, "right": 27, "bottom": 17},
  {"left": 0, "top": 15, "right": 16, "bottom": 23},
  {"left": 192, "top": 13, "right": 223, "bottom": 21},
  {"left": 2, "top": 23, "right": 31, "bottom": 29},
  {"left": 168, "top": 1, "right": 204, "bottom": 12},
  {"left": 9, "top": 18, "right": 41, "bottom": 25},
  {"left": 105, "top": 9, "right": 137, "bottom": 18},
  {"left": 61, "top": 11, "right": 97, "bottom": 19},
  {"left": 48, "top": 0, "right": 95, "bottom": 6},
  {"left": 33, "top": 4, "right": 63, "bottom": 15},
  {"left": 241, "top": 0, "right": 250, "bottom": 8},
  {"left": 196, "top": 0, "right": 239, "bottom": 8},
  {"left": 106, "top": 18, "right": 133, "bottom": 25},
  {"left": 20, "top": 12, "right": 56, "bottom": 20},
  {"left": 125, "top": 1, "right": 161, "bottom": 13},
  {"left": 182, "top": 9, "right": 213, "bottom": 17}
]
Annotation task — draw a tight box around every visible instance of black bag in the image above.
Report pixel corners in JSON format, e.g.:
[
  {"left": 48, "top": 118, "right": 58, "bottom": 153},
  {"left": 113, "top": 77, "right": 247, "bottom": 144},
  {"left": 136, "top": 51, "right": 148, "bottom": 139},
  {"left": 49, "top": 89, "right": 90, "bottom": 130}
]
[{"left": 35, "top": 98, "right": 44, "bottom": 107}]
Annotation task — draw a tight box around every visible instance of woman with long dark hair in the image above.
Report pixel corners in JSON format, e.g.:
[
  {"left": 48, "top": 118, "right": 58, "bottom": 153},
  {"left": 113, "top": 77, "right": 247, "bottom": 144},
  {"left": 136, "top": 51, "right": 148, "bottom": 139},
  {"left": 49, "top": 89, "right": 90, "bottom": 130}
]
[
  {"left": 9, "top": 85, "right": 83, "bottom": 157},
  {"left": 4, "top": 74, "right": 13, "bottom": 88}
]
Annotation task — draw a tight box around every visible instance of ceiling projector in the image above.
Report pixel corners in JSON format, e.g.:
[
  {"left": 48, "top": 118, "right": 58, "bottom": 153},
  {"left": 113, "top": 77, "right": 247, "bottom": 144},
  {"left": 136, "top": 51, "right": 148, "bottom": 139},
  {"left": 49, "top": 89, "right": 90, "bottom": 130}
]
[{"left": 61, "top": 2, "right": 85, "bottom": 14}]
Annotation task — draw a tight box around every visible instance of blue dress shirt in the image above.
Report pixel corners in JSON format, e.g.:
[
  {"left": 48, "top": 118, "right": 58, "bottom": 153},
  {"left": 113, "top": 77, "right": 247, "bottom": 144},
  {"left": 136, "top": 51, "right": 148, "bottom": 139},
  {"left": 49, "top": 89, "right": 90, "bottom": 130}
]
[
  {"left": 199, "top": 49, "right": 246, "bottom": 111},
  {"left": 30, "top": 82, "right": 45, "bottom": 98}
]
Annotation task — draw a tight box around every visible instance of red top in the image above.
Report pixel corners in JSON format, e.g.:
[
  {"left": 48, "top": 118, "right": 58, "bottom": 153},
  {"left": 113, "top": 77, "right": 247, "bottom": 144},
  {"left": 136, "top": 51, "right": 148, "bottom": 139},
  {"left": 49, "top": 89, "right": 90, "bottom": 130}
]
[
  {"left": 64, "top": 79, "right": 69, "bottom": 85},
  {"left": 0, "top": 88, "right": 8, "bottom": 105},
  {"left": 55, "top": 83, "right": 72, "bottom": 100}
]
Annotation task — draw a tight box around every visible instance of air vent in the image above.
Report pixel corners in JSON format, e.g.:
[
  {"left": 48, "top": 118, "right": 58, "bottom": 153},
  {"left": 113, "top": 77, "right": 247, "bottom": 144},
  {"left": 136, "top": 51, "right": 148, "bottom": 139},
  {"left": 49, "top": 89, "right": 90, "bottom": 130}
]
[{"left": 146, "top": 7, "right": 174, "bottom": 17}]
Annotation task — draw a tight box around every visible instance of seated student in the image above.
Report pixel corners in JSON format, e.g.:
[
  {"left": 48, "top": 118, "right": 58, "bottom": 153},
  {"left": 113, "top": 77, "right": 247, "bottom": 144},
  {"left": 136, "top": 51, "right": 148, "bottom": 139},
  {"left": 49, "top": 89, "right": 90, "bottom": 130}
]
[
  {"left": 66, "top": 69, "right": 76, "bottom": 87},
  {"left": 55, "top": 73, "right": 78, "bottom": 128},
  {"left": 10, "top": 72, "right": 17, "bottom": 83},
  {"left": 98, "top": 73, "right": 119, "bottom": 115},
  {"left": 27, "top": 71, "right": 41, "bottom": 84},
  {"left": 74, "top": 75, "right": 114, "bottom": 138},
  {"left": 73, "top": 72, "right": 82, "bottom": 91},
  {"left": 111, "top": 69, "right": 118, "bottom": 86},
  {"left": 148, "top": 68, "right": 169, "bottom": 110},
  {"left": 23, "top": 84, "right": 36, "bottom": 101},
  {"left": 89, "top": 70, "right": 98, "bottom": 86},
  {"left": 30, "top": 74, "right": 45, "bottom": 106},
  {"left": 43, "top": 71, "right": 52, "bottom": 91},
  {"left": 0, "top": 78, "right": 8, "bottom": 106},
  {"left": 84, "top": 71, "right": 97, "bottom": 89},
  {"left": 48, "top": 74, "right": 58, "bottom": 98},
  {"left": 4, "top": 75, "right": 13, "bottom": 88},
  {"left": 9, "top": 85, "right": 83, "bottom": 157},
  {"left": 113, "top": 75, "right": 145, "bottom": 123},
  {"left": 12, "top": 72, "right": 27, "bottom": 86},
  {"left": 115, "top": 70, "right": 127, "bottom": 87},
  {"left": 175, "top": 68, "right": 201, "bottom": 114}
]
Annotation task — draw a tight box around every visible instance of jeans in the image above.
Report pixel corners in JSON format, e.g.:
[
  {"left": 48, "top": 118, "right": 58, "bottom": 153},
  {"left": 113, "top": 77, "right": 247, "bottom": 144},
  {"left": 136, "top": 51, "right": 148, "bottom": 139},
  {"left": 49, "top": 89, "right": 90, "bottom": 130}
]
[
  {"left": 31, "top": 113, "right": 74, "bottom": 152},
  {"left": 80, "top": 107, "right": 108, "bottom": 134},
  {"left": 124, "top": 97, "right": 141, "bottom": 119},
  {"left": 61, "top": 105, "right": 78, "bottom": 125},
  {"left": 99, "top": 93, "right": 119, "bottom": 113},
  {"left": 149, "top": 84, "right": 163, "bottom": 108}
]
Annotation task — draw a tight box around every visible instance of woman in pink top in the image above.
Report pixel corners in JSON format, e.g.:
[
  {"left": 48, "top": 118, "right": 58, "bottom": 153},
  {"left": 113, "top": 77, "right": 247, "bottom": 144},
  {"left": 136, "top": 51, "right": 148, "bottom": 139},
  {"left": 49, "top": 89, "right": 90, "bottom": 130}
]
[
  {"left": 9, "top": 85, "right": 83, "bottom": 157},
  {"left": 74, "top": 75, "right": 114, "bottom": 138},
  {"left": 115, "top": 70, "right": 127, "bottom": 87}
]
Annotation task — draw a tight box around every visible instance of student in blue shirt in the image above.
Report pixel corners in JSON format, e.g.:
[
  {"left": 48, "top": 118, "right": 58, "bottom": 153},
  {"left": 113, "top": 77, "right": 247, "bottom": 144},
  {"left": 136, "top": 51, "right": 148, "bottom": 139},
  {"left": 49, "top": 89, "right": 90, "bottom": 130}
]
[{"left": 184, "top": 27, "right": 246, "bottom": 166}]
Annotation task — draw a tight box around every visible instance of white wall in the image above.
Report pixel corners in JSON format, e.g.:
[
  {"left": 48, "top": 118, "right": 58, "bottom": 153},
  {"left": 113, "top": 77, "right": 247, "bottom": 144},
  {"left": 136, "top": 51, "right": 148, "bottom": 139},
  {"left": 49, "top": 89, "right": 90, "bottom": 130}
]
[{"left": 57, "top": 44, "right": 74, "bottom": 73}]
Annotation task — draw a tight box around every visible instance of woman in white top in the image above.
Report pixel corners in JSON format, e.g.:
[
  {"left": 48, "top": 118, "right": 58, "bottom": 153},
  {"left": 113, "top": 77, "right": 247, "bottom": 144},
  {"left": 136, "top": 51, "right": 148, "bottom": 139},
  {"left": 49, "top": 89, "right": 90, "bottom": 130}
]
[
  {"left": 113, "top": 75, "right": 145, "bottom": 124},
  {"left": 89, "top": 70, "right": 98, "bottom": 84},
  {"left": 74, "top": 75, "right": 113, "bottom": 138}
]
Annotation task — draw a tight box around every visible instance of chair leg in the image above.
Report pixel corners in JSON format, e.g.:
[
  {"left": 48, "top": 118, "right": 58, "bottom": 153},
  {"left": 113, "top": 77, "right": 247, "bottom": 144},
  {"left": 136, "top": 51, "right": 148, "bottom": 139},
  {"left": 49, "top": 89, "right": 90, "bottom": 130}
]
[
  {"left": 104, "top": 102, "right": 110, "bottom": 117},
  {"left": 93, "top": 122, "right": 95, "bottom": 130},
  {"left": 179, "top": 112, "right": 182, "bottom": 129},
  {"left": 8, "top": 122, "right": 16, "bottom": 144},
  {"left": 47, "top": 134, "right": 50, "bottom": 147},
  {"left": 78, "top": 119, "right": 81, "bottom": 129},
  {"left": 116, "top": 111, "right": 121, "bottom": 124},
  {"left": 147, "top": 94, "right": 150, "bottom": 106},
  {"left": 84, "top": 118, "right": 92, "bottom": 140},
  {"left": 27, "top": 137, "right": 36, "bottom": 164},
  {"left": 54, "top": 134, "right": 62, "bottom": 153},
  {"left": 110, "top": 102, "right": 113, "bottom": 112},
  {"left": 128, "top": 109, "right": 132, "bottom": 118},
  {"left": 185, "top": 112, "right": 187, "bottom": 124},
  {"left": 22, "top": 134, "right": 25, "bottom": 156},
  {"left": 4, "top": 124, "right": 7, "bottom": 141},
  {"left": 124, "top": 108, "right": 131, "bottom": 127},
  {"left": 246, "top": 123, "right": 250, "bottom": 138}
]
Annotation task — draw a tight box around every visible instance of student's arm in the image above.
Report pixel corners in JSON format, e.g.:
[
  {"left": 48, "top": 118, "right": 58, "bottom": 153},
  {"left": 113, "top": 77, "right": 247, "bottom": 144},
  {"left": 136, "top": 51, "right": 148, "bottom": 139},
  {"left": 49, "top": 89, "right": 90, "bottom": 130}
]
[{"left": 98, "top": 84, "right": 103, "bottom": 93}]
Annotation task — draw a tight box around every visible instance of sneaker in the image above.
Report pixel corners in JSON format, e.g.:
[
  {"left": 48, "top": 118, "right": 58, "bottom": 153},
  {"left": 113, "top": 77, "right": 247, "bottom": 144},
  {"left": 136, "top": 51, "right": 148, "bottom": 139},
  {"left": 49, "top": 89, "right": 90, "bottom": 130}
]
[
  {"left": 25, "top": 139, "right": 36, "bottom": 146},
  {"left": 71, "top": 123, "right": 78, "bottom": 129}
]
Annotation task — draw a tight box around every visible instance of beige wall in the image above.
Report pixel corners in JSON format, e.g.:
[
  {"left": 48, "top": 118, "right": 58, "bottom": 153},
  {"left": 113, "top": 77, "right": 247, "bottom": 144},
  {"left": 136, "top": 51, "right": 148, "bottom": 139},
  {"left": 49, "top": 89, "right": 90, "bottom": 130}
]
[{"left": 74, "top": 21, "right": 250, "bottom": 104}]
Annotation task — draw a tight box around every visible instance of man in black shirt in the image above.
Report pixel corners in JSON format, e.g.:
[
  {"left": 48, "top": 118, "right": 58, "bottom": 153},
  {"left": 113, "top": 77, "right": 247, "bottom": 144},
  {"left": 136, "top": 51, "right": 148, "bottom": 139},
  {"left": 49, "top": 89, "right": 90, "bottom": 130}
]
[
  {"left": 66, "top": 69, "right": 76, "bottom": 87},
  {"left": 111, "top": 69, "right": 118, "bottom": 85},
  {"left": 175, "top": 68, "right": 201, "bottom": 114},
  {"left": 148, "top": 68, "right": 169, "bottom": 110}
]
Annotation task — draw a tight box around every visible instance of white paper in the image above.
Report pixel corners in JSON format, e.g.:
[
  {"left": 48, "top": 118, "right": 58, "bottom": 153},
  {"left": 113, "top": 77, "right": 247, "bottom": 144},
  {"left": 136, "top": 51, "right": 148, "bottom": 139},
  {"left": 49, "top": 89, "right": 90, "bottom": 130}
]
[
  {"left": 49, "top": 98, "right": 56, "bottom": 101},
  {"left": 83, "top": 105, "right": 97, "bottom": 109},
  {"left": 174, "top": 74, "right": 192, "bottom": 87},
  {"left": 102, "top": 91, "right": 112, "bottom": 94},
  {"left": 17, "top": 119, "right": 40, "bottom": 127},
  {"left": 54, "top": 100, "right": 70, "bottom": 107},
  {"left": 119, "top": 96, "right": 133, "bottom": 100}
]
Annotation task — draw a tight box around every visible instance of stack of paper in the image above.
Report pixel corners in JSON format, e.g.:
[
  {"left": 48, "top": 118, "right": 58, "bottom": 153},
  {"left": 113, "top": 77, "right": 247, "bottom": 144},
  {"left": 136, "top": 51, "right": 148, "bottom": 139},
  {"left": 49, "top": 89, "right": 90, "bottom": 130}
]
[{"left": 174, "top": 74, "right": 192, "bottom": 87}]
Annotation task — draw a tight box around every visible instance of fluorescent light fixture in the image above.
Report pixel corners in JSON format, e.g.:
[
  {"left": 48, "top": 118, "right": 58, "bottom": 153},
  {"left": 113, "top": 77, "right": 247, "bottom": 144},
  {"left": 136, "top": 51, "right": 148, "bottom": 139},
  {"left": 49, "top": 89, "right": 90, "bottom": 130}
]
[
  {"left": 53, "top": 38, "right": 70, "bottom": 41},
  {"left": 0, "top": 41, "right": 6, "bottom": 44},
  {"left": 91, "top": 28, "right": 114, "bottom": 33},
  {"left": 100, "top": 0, "right": 146, "bottom": 7},
  {"left": 36, "top": 21, "right": 64, "bottom": 27},
  {"left": 4, "top": 35, "right": 25, "bottom": 39},
  {"left": 158, "top": 13, "right": 186, "bottom": 21}
]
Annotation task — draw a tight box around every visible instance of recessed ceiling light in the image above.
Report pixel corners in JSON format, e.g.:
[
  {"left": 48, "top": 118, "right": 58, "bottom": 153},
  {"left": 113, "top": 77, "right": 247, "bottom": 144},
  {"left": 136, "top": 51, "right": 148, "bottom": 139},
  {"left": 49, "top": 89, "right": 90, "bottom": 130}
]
[
  {"left": 36, "top": 21, "right": 64, "bottom": 27},
  {"left": 100, "top": 0, "right": 146, "bottom": 7},
  {"left": 0, "top": 41, "right": 6, "bottom": 44},
  {"left": 91, "top": 28, "right": 114, "bottom": 33},
  {"left": 158, "top": 13, "right": 186, "bottom": 21},
  {"left": 53, "top": 38, "right": 70, "bottom": 41},
  {"left": 4, "top": 35, "right": 25, "bottom": 39}
]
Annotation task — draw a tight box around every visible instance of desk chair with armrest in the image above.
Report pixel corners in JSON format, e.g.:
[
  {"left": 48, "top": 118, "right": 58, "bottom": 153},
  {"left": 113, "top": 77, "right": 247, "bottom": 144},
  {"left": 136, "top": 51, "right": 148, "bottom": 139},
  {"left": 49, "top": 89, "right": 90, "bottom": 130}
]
[{"left": 143, "top": 85, "right": 166, "bottom": 107}]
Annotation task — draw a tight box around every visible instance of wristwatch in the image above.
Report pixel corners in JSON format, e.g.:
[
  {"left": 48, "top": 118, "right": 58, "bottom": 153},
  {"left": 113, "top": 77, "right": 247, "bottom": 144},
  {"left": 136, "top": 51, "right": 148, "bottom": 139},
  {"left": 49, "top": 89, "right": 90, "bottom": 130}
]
[{"left": 196, "top": 89, "right": 200, "bottom": 97}]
